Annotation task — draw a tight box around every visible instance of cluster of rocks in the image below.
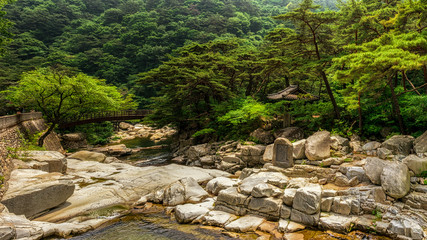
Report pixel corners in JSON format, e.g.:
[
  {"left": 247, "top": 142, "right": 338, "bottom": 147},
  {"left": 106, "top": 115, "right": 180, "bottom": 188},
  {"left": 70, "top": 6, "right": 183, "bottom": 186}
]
[
  {"left": 162, "top": 128, "right": 427, "bottom": 239},
  {"left": 61, "top": 122, "right": 177, "bottom": 150},
  {"left": 139, "top": 164, "right": 425, "bottom": 239},
  {"left": 113, "top": 122, "right": 177, "bottom": 143}
]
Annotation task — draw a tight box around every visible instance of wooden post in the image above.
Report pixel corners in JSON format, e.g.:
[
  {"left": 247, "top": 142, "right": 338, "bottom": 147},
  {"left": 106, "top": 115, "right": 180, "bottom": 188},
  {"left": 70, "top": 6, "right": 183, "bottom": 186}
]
[{"left": 283, "top": 112, "right": 291, "bottom": 128}]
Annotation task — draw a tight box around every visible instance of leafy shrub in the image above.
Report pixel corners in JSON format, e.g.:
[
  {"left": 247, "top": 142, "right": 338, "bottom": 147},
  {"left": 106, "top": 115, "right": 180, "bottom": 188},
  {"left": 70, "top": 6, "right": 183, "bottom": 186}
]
[
  {"left": 213, "top": 97, "right": 280, "bottom": 139},
  {"left": 72, "top": 122, "right": 114, "bottom": 145}
]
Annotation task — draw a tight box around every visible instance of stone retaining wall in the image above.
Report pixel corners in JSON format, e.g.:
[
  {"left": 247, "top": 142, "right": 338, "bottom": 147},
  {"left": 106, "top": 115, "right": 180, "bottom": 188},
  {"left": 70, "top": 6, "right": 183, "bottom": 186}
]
[
  {"left": 0, "top": 112, "right": 63, "bottom": 203},
  {"left": 0, "top": 112, "right": 43, "bottom": 132}
]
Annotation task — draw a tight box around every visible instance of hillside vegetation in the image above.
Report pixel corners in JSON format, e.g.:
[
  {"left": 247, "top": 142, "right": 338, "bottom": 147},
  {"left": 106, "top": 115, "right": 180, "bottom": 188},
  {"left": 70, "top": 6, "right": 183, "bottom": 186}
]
[{"left": 0, "top": 0, "right": 425, "bottom": 141}]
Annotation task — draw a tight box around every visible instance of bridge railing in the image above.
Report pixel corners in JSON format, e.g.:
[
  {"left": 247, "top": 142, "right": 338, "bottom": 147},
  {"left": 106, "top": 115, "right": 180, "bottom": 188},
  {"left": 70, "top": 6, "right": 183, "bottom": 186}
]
[{"left": 62, "top": 110, "right": 151, "bottom": 125}]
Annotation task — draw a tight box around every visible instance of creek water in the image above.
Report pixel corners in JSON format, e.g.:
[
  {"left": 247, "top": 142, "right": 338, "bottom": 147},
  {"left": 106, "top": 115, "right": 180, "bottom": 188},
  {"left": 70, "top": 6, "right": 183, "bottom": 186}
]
[{"left": 62, "top": 137, "right": 390, "bottom": 240}]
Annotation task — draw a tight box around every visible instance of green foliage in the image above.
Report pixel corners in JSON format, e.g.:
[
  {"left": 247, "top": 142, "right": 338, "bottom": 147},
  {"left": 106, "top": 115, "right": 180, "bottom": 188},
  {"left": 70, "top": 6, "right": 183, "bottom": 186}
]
[
  {"left": 3, "top": 66, "right": 131, "bottom": 125},
  {"left": 214, "top": 97, "right": 279, "bottom": 139},
  {"left": 419, "top": 171, "right": 427, "bottom": 178},
  {"left": 6, "top": 131, "right": 45, "bottom": 160},
  {"left": 192, "top": 128, "right": 216, "bottom": 138},
  {"left": 372, "top": 208, "right": 383, "bottom": 221},
  {"left": 72, "top": 122, "right": 114, "bottom": 145}
]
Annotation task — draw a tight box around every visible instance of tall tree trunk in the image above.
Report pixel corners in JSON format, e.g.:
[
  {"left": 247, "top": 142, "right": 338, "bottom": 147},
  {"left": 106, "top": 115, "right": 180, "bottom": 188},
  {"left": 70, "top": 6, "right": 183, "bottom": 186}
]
[
  {"left": 422, "top": 65, "right": 427, "bottom": 94},
  {"left": 38, "top": 123, "right": 56, "bottom": 147},
  {"left": 400, "top": 71, "right": 406, "bottom": 91},
  {"left": 388, "top": 79, "right": 405, "bottom": 134},
  {"left": 358, "top": 92, "right": 362, "bottom": 134},
  {"left": 312, "top": 31, "right": 340, "bottom": 119},
  {"left": 285, "top": 75, "right": 290, "bottom": 87},
  {"left": 320, "top": 70, "right": 340, "bottom": 119}
]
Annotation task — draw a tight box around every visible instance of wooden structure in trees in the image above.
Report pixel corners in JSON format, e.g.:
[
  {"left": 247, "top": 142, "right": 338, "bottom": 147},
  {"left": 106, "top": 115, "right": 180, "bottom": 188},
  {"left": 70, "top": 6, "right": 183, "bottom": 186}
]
[
  {"left": 59, "top": 110, "right": 150, "bottom": 128},
  {"left": 267, "top": 85, "right": 320, "bottom": 101},
  {"left": 267, "top": 85, "right": 319, "bottom": 127}
]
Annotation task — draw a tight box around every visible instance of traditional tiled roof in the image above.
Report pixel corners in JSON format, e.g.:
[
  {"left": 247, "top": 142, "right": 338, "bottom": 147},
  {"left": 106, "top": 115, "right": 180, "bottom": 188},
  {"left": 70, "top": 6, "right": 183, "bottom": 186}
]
[{"left": 267, "top": 85, "right": 320, "bottom": 101}]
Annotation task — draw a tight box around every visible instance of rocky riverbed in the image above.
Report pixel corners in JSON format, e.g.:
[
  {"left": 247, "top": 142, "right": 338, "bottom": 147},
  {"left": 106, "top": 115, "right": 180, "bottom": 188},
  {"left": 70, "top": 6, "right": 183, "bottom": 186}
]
[{"left": 0, "top": 123, "right": 426, "bottom": 239}]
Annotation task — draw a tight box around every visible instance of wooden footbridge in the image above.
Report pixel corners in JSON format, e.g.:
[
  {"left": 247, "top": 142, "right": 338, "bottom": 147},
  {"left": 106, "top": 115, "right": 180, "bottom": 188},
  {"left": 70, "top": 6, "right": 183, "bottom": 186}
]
[{"left": 59, "top": 110, "right": 151, "bottom": 128}]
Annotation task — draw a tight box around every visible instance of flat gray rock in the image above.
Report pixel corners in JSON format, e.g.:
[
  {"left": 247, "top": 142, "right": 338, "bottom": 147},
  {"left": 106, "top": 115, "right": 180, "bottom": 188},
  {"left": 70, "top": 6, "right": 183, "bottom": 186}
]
[
  {"left": 175, "top": 203, "right": 210, "bottom": 223},
  {"left": 1, "top": 169, "right": 74, "bottom": 218},
  {"left": 201, "top": 211, "right": 237, "bottom": 227},
  {"left": 224, "top": 215, "right": 265, "bottom": 232},
  {"left": 319, "top": 214, "right": 355, "bottom": 233}
]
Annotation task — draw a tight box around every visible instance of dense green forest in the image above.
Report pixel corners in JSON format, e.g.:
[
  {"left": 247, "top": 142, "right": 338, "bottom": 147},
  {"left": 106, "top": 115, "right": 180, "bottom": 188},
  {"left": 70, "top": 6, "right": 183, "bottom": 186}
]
[{"left": 0, "top": 0, "right": 426, "bottom": 142}]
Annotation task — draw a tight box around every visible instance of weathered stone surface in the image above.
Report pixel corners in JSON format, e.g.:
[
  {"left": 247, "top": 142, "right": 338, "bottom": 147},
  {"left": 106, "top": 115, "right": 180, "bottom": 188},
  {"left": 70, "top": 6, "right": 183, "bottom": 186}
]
[
  {"left": 292, "top": 184, "right": 321, "bottom": 215},
  {"left": 280, "top": 205, "right": 291, "bottom": 219},
  {"left": 61, "top": 133, "right": 88, "bottom": 150},
  {"left": 69, "top": 151, "right": 106, "bottom": 162},
  {"left": 217, "top": 187, "right": 249, "bottom": 207},
  {"left": 206, "top": 177, "right": 237, "bottom": 195},
  {"left": 1, "top": 169, "right": 75, "bottom": 218},
  {"left": 363, "top": 157, "right": 388, "bottom": 185},
  {"left": 330, "top": 197, "right": 352, "bottom": 215},
  {"left": 377, "top": 148, "right": 392, "bottom": 159},
  {"left": 36, "top": 161, "right": 229, "bottom": 223},
  {"left": 200, "top": 155, "right": 215, "bottom": 165},
  {"left": 163, "top": 177, "right": 209, "bottom": 205},
  {"left": 18, "top": 151, "right": 67, "bottom": 173},
  {"left": 187, "top": 144, "right": 210, "bottom": 160},
  {"left": 350, "top": 140, "right": 363, "bottom": 153},
  {"left": 285, "top": 221, "right": 305, "bottom": 233},
  {"left": 362, "top": 141, "right": 382, "bottom": 151},
  {"left": 0, "top": 225, "right": 15, "bottom": 240},
  {"left": 274, "top": 127, "right": 304, "bottom": 141},
  {"left": 305, "top": 131, "right": 331, "bottom": 161},
  {"left": 346, "top": 167, "right": 369, "bottom": 182},
  {"left": 414, "top": 130, "right": 427, "bottom": 155},
  {"left": 263, "top": 144, "right": 274, "bottom": 163},
  {"left": 252, "top": 183, "right": 274, "bottom": 198},
  {"left": 381, "top": 135, "right": 414, "bottom": 156},
  {"left": 239, "top": 172, "right": 288, "bottom": 195},
  {"left": 402, "top": 155, "right": 427, "bottom": 175},
  {"left": 292, "top": 139, "right": 306, "bottom": 160},
  {"left": 224, "top": 215, "right": 265, "bottom": 232},
  {"left": 273, "top": 138, "right": 294, "bottom": 168},
  {"left": 283, "top": 188, "right": 297, "bottom": 206},
  {"left": 319, "top": 215, "right": 355, "bottom": 233},
  {"left": 287, "top": 178, "right": 309, "bottom": 189},
  {"left": 95, "top": 144, "right": 132, "bottom": 157},
  {"left": 175, "top": 203, "right": 210, "bottom": 223},
  {"left": 330, "top": 135, "right": 349, "bottom": 151},
  {"left": 278, "top": 219, "right": 289, "bottom": 233},
  {"left": 290, "top": 209, "right": 319, "bottom": 226},
  {"left": 250, "top": 128, "right": 274, "bottom": 144},
  {"left": 321, "top": 197, "right": 333, "bottom": 212},
  {"left": 283, "top": 233, "right": 304, "bottom": 240},
  {"left": 381, "top": 163, "right": 410, "bottom": 199},
  {"left": 240, "top": 145, "right": 266, "bottom": 167},
  {"left": 222, "top": 154, "right": 240, "bottom": 164},
  {"left": 119, "top": 122, "right": 133, "bottom": 130},
  {"left": 201, "top": 211, "right": 237, "bottom": 227},
  {"left": 248, "top": 197, "right": 282, "bottom": 218},
  {"left": 388, "top": 219, "right": 425, "bottom": 240}
]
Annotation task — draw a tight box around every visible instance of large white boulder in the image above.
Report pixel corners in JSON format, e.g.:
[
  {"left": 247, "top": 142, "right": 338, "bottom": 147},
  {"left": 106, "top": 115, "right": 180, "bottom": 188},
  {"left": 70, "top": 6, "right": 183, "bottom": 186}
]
[
  {"left": 381, "top": 135, "right": 414, "bottom": 155},
  {"left": 381, "top": 162, "right": 410, "bottom": 199},
  {"left": 305, "top": 131, "right": 331, "bottom": 160},
  {"left": 402, "top": 155, "right": 427, "bottom": 175},
  {"left": 1, "top": 169, "right": 74, "bottom": 218}
]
